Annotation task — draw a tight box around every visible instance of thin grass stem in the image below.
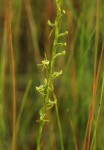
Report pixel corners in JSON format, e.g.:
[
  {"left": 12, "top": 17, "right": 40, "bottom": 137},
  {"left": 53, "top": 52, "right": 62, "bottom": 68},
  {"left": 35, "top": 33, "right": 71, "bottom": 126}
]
[
  {"left": 15, "top": 80, "right": 32, "bottom": 139},
  {"left": 8, "top": 0, "right": 16, "bottom": 149}
]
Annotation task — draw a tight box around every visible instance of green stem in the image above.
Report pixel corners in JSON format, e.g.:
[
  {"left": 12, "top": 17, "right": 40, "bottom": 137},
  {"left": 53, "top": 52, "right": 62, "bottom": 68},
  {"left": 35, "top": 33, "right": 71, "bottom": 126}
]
[
  {"left": 16, "top": 80, "right": 32, "bottom": 136},
  {"left": 90, "top": 75, "right": 104, "bottom": 150},
  {"left": 55, "top": 103, "right": 64, "bottom": 150},
  {"left": 15, "top": 80, "right": 32, "bottom": 149},
  {"left": 53, "top": 93, "right": 64, "bottom": 150},
  {"left": 37, "top": 121, "right": 44, "bottom": 150}
]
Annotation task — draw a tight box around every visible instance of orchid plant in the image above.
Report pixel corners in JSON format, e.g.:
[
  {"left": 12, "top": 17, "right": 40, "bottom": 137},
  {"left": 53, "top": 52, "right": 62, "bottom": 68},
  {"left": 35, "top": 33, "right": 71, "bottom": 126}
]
[{"left": 36, "top": 0, "right": 68, "bottom": 149}]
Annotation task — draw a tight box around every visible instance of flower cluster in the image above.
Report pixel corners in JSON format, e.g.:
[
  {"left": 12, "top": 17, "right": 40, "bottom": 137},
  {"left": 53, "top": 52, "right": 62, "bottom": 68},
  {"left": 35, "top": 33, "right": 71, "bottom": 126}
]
[
  {"left": 36, "top": 1, "right": 68, "bottom": 149},
  {"left": 37, "top": 54, "right": 49, "bottom": 71},
  {"left": 36, "top": 7, "right": 68, "bottom": 122}
]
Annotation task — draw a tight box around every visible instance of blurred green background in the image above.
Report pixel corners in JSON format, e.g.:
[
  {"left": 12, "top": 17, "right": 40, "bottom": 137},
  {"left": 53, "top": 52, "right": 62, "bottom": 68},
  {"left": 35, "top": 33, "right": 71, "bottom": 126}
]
[{"left": 0, "top": 0, "right": 104, "bottom": 149}]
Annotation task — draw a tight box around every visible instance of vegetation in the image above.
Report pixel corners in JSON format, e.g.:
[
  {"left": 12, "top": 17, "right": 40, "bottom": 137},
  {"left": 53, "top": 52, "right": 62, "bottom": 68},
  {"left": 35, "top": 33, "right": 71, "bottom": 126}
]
[{"left": 0, "top": 0, "right": 104, "bottom": 150}]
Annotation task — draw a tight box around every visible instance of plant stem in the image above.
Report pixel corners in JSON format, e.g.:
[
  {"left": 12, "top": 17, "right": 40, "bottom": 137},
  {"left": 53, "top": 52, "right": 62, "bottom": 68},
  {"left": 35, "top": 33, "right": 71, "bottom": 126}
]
[
  {"left": 37, "top": 121, "right": 44, "bottom": 150},
  {"left": 55, "top": 104, "right": 64, "bottom": 150},
  {"left": 8, "top": 0, "right": 16, "bottom": 149},
  {"left": 90, "top": 74, "right": 104, "bottom": 150},
  {"left": 53, "top": 93, "right": 64, "bottom": 150},
  {"left": 15, "top": 79, "right": 32, "bottom": 147}
]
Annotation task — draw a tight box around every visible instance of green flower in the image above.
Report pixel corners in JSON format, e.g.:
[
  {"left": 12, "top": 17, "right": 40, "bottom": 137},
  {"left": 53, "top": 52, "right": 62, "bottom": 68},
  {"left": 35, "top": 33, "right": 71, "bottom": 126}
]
[{"left": 37, "top": 55, "right": 49, "bottom": 71}]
